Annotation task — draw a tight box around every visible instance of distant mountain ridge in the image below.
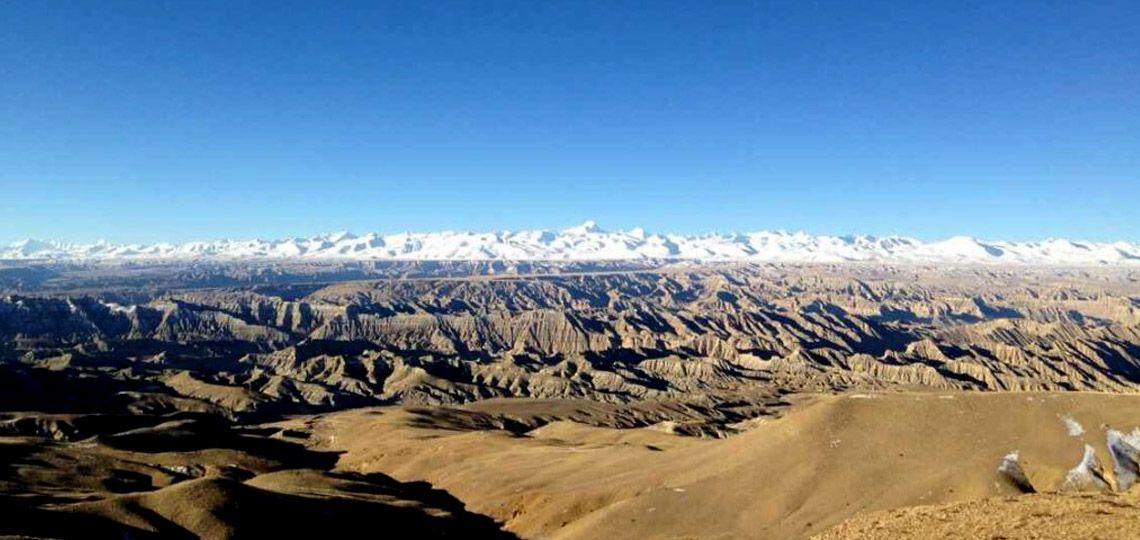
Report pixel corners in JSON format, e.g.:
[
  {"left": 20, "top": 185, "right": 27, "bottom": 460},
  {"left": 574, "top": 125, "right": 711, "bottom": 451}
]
[{"left": 5, "top": 221, "right": 1140, "bottom": 265}]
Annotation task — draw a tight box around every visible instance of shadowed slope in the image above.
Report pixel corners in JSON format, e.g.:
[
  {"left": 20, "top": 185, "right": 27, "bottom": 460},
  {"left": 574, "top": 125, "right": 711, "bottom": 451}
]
[{"left": 1, "top": 471, "right": 520, "bottom": 540}]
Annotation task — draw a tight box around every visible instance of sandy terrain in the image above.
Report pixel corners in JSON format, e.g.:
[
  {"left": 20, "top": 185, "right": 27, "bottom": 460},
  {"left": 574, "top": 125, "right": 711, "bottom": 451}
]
[
  {"left": 0, "top": 418, "right": 519, "bottom": 539},
  {"left": 3, "top": 392, "right": 1140, "bottom": 539},
  {"left": 813, "top": 492, "right": 1140, "bottom": 540},
  {"left": 3, "top": 265, "right": 1140, "bottom": 539},
  {"left": 305, "top": 392, "right": 1140, "bottom": 540}
]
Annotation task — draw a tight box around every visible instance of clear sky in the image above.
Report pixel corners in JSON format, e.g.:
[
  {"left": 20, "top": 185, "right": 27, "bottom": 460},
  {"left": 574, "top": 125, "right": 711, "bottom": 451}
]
[{"left": 2, "top": 1, "right": 1137, "bottom": 244}]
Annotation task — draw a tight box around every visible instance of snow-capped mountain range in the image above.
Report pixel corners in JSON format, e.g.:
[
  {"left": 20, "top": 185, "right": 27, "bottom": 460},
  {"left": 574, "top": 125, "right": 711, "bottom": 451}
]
[{"left": 4, "top": 221, "right": 1139, "bottom": 265}]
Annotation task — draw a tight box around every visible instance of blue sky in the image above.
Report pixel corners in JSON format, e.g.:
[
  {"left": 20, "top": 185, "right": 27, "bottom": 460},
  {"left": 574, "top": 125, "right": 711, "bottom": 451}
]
[{"left": 2, "top": 1, "right": 1137, "bottom": 243}]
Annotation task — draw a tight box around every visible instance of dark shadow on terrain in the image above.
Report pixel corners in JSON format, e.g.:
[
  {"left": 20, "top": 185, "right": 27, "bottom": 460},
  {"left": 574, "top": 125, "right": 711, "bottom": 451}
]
[
  {"left": 0, "top": 472, "right": 523, "bottom": 540},
  {"left": 0, "top": 364, "right": 159, "bottom": 414},
  {"left": 97, "top": 418, "right": 341, "bottom": 470}
]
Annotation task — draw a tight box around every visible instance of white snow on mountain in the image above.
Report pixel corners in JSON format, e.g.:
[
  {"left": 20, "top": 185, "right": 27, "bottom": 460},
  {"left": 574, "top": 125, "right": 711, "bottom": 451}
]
[{"left": 4, "top": 222, "right": 1139, "bottom": 265}]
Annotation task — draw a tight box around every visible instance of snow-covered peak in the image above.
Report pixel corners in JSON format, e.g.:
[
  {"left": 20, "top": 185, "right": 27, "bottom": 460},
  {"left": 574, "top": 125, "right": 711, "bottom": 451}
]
[
  {"left": 323, "top": 231, "right": 357, "bottom": 242},
  {"left": 3, "top": 223, "right": 1139, "bottom": 266},
  {"left": 562, "top": 220, "right": 604, "bottom": 235}
]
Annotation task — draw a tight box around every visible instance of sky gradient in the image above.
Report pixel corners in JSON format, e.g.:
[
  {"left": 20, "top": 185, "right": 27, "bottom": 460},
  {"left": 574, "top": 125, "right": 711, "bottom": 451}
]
[{"left": 2, "top": 1, "right": 1138, "bottom": 244}]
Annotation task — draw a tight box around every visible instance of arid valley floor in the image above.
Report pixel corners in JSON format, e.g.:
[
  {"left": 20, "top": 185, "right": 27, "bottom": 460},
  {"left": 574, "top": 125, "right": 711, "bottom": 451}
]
[{"left": 3, "top": 261, "right": 1140, "bottom": 539}]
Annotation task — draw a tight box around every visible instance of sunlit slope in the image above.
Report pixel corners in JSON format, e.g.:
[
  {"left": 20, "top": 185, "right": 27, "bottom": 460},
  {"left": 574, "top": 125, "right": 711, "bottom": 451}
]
[
  {"left": 811, "top": 492, "right": 1140, "bottom": 540},
  {"left": 313, "top": 392, "right": 1140, "bottom": 540}
]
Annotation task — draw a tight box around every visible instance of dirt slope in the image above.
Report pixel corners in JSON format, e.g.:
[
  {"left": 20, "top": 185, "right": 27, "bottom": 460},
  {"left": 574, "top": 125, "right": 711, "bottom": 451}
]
[
  {"left": 0, "top": 417, "right": 518, "bottom": 539},
  {"left": 812, "top": 492, "right": 1140, "bottom": 540},
  {"left": 310, "top": 392, "right": 1140, "bottom": 540}
]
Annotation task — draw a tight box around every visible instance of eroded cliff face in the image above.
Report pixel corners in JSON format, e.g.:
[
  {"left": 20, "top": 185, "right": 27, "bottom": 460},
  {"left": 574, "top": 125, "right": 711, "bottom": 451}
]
[{"left": 2, "top": 264, "right": 1139, "bottom": 423}]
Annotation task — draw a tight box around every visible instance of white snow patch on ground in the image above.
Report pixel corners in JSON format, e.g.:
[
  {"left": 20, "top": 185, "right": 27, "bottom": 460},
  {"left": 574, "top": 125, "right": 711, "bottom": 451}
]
[
  {"left": 1061, "top": 444, "right": 1110, "bottom": 492},
  {"left": 1060, "top": 414, "right": 1085, "bottom": 437},
  {"left": 1118, "top": 428, "right": 1140, "bottom": 448},
  {"left": 997, "top": 450, "right": 1034, "bottom": 492},
  {"left": 998, "top": 451, "right": 1020, "bottom": 474},
  {"left": 1107, "top": 428, "right": 1140, "bottom": 491}
]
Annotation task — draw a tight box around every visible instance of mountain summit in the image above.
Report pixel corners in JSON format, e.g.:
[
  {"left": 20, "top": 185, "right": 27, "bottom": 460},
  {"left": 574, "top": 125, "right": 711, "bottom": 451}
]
[{"left": 562, "top": 220, "right": 605, "bottom": 235}]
